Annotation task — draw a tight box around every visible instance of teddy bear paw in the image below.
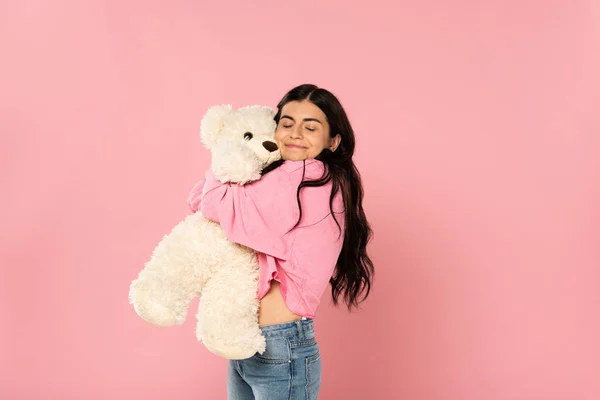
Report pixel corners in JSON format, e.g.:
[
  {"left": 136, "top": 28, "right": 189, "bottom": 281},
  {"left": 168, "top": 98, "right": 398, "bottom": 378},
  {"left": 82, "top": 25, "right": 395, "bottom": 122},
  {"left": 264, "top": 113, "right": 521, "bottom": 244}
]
[
  {"left": 201, "top": 332, "right": 266, "bottom": 360},
  {"left": 129, "top": 287, "right": 184, "bottom": 327}
]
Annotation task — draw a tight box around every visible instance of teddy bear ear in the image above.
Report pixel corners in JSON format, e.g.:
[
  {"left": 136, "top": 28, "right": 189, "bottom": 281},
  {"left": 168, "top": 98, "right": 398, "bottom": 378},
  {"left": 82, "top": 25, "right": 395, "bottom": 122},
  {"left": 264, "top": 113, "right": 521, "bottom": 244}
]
[
  {"left": 249, "top": 105, "right": 276, "bottom": 118},
  {"left": 200, "top": 104, "right": 232, "bottom": 148},
  {"left": 261, "top": 106, "right": 276, "bottom": 118}
]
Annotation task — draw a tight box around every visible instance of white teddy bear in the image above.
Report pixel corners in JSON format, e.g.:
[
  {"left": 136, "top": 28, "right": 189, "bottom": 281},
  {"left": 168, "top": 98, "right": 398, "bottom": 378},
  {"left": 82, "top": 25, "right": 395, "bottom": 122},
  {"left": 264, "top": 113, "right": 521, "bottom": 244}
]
[{"left": 129, "top": 104, "right": 281, "bottom": 360}]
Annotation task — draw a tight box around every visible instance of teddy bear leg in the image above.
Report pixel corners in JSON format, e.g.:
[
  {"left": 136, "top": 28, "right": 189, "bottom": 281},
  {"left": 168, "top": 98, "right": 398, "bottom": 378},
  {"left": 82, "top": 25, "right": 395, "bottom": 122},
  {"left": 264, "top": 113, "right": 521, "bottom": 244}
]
[
  {"left": 129, "top": 213, "right": 212, "bottom": 327},
  {"left": 195, "top": 256, "right": 265, "bottom": 360}
]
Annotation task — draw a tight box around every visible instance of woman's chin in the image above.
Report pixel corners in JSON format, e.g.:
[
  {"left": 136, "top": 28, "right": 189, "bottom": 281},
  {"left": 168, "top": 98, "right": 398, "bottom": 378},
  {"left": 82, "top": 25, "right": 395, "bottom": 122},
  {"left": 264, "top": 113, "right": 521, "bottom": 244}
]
[{"left": 282, "top": 151, "right": 310, "bottom": 162}]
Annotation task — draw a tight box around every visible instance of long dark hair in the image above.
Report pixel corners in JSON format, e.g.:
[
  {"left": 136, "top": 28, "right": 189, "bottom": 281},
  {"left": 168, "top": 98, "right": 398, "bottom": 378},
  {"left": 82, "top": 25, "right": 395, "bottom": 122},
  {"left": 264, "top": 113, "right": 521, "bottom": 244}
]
[{"left": 265, "top": 83, "right": 374, "bottom": 311}]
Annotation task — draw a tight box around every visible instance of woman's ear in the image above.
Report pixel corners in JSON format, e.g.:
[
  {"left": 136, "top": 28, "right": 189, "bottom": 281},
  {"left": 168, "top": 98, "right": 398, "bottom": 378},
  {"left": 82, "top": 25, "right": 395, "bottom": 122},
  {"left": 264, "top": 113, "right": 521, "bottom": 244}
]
[{"left": 330, "top": 134, "right": 341, "bottom": 152}]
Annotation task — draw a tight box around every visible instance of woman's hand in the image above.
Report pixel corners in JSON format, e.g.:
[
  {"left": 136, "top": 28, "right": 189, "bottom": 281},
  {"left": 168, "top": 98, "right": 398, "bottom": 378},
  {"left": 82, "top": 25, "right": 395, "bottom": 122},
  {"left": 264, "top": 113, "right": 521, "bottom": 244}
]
[{"left": 187, "top": 178, "right": 206, "bottom": 212}]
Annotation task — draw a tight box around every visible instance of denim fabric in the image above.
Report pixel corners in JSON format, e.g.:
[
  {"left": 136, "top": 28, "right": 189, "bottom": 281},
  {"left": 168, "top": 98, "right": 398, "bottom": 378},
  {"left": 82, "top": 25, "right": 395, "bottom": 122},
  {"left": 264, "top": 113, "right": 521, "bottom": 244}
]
[{"left": 227, "top": 318, "right": 321, "bottom": 399}]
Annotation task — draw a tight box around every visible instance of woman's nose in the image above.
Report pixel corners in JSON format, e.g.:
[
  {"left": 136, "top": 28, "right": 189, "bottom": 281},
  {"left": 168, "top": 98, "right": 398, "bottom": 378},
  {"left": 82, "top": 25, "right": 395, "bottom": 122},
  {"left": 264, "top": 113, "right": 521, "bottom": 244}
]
[{"left": 290, "top": 126, "right": 303, "bottom": 139}]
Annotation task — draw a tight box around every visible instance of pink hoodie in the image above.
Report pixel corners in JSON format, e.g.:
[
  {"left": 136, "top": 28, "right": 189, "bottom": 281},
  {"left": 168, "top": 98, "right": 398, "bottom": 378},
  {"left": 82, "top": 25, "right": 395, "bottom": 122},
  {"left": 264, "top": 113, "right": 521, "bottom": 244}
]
[{"left": 187, "top": 159, "right": 345, "bottom": 318}]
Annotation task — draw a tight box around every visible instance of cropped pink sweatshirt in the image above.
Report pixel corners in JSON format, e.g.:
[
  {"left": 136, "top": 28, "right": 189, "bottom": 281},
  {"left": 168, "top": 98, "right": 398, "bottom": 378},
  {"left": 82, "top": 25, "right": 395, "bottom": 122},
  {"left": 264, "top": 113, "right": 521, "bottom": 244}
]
[{"left": 187, "top": 159, "right": 345, "bottom": 318}]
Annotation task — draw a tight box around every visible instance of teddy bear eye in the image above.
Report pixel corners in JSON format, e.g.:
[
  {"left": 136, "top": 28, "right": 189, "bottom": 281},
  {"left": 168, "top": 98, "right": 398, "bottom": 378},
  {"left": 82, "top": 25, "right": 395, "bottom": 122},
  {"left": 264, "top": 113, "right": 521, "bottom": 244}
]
[{"left": 244, "top": 132, "right": 253, "bottom": 141}]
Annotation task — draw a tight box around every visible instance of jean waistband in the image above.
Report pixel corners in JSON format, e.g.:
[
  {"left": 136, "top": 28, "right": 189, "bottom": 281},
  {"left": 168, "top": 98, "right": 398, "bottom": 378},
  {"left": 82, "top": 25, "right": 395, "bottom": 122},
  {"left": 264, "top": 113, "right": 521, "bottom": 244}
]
[{"left": 260, "top": 318, "right": 314, "bottom": 339}]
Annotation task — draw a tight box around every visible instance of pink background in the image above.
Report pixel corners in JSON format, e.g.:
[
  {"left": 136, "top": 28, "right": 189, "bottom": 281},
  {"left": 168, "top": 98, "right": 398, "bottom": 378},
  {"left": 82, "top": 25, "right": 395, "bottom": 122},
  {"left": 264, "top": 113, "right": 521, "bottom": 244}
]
[{"left": 1, "top": 0, "right": 599, "bottom": 399}]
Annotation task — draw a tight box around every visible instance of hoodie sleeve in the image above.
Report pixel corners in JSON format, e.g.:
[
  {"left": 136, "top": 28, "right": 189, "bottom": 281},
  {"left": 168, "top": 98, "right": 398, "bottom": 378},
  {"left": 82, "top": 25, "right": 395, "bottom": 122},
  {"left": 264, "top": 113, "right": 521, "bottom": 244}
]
[{"left": 199, "top": 160, "right": 327, "bottom": 261}]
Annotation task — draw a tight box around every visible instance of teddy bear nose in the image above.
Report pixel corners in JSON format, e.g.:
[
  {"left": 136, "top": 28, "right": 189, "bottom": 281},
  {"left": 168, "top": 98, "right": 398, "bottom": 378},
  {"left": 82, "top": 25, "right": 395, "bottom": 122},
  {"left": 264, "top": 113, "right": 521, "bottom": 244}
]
[{"left": 262, "top": 141, "right": 278, "bottom": 152}]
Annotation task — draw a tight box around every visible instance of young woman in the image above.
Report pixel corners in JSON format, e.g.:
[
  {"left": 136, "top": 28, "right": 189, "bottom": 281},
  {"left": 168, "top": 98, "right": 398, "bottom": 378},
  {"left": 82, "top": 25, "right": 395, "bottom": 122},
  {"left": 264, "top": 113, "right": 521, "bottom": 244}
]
[{"left": 188, "top": 83, "right": 374, "bottom": 399}]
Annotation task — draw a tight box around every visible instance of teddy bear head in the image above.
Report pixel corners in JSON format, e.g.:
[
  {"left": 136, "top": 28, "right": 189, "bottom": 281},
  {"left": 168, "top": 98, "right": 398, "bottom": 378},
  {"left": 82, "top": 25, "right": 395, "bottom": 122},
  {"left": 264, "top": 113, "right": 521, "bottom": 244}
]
[{"left": 200, "top": 104, "right": 281, "bottom": 184}]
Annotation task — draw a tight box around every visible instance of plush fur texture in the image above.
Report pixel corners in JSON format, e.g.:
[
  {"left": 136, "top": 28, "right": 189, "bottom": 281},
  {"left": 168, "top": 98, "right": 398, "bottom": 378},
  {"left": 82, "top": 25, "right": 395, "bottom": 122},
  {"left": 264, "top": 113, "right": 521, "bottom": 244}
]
[{"left": 129, "top": 104, "right": 280, "bottom": 360}]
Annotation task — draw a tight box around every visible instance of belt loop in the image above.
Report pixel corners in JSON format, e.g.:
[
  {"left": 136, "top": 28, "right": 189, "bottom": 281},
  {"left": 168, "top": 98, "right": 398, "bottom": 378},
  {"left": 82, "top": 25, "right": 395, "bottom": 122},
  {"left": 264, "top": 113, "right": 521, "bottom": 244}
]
[{"left": 295, "top": 320, "right": 304, "bottom": 340}]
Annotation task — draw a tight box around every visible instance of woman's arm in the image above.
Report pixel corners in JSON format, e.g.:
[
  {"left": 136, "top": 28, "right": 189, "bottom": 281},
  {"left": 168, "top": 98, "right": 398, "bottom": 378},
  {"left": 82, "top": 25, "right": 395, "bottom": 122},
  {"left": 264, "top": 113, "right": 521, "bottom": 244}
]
[{"left": 199, "top": 160, "right": 327, "bottom": 261}]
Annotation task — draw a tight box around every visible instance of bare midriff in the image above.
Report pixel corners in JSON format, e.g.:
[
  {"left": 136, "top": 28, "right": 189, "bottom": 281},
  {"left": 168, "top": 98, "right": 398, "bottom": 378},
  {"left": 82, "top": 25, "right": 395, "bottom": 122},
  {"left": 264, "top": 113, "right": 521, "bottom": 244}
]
[{"left": 257, "top": 280, "right": 303, "bottom": 327}]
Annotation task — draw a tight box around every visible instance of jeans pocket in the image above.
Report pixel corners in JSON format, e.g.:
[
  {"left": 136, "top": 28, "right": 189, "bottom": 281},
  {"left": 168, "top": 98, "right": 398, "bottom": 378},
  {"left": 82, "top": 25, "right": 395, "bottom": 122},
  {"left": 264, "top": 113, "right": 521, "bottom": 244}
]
[
  {"left": 252, "top": 337, "right": 291, "bottom": 364},
  {"left": 305, "top": 350, "right": 322, "bottom": 400}
]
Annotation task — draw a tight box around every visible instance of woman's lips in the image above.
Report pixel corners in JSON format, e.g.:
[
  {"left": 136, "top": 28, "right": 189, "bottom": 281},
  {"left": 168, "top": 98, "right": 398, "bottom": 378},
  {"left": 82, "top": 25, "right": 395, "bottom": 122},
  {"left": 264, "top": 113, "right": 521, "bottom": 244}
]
[{"left": 285, "top": 144, "right": 306, "bottom": 149}]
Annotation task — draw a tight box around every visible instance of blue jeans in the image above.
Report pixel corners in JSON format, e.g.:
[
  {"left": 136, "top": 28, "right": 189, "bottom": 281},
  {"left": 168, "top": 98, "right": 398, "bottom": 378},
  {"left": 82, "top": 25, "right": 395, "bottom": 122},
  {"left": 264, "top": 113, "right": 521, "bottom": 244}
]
[{"left": 227, "top": 318, "right": 322, "bottom": 399}]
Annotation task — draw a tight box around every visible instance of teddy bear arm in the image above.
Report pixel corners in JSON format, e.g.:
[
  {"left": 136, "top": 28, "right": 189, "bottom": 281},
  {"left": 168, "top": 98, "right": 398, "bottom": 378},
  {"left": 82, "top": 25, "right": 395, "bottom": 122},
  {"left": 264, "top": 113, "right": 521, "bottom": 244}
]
[
  {"left": 195, "top": 251, "right": 265, "bottom": 359},
  {"left": 129, "top": 213, "right": 214, "bottom": 327}
]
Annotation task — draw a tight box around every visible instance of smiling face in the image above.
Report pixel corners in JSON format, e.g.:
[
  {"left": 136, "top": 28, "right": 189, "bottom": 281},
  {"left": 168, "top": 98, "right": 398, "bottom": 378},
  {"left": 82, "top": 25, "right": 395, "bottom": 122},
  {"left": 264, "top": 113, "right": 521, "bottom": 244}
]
[{"left": 274, "top": 100, "right": 341, "bottom": 161}]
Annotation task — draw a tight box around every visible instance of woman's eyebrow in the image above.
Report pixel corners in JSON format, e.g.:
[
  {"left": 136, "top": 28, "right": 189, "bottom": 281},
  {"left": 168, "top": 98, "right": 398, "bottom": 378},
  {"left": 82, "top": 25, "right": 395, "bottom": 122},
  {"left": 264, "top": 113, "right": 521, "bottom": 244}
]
[
  {"left": 281, "top": 115, "right": 323, "bottom": 125},
  {"left": 303, "top": 118, "right": 323, "bottom": 125}
]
